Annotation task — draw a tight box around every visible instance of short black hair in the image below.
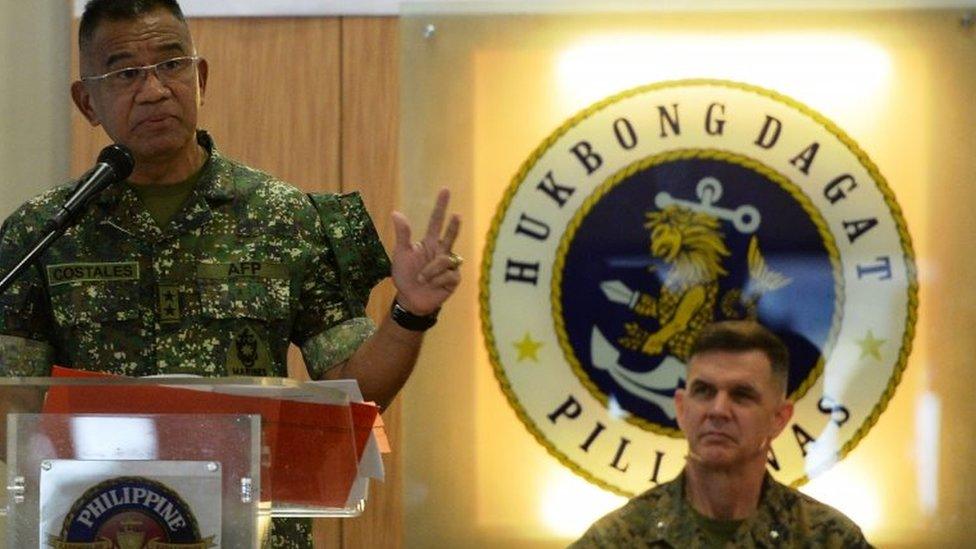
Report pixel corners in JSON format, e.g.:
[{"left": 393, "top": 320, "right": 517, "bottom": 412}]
[
  {"left": 79, "top": 0, "right": 186, "bottom": 50},
  {"left": 689, "top": 320, "right": 790, "bottom": 392}
]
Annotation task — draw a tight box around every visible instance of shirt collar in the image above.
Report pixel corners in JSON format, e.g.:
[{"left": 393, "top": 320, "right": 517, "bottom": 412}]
[
  {"left": 93, "top": 130, "right": 236, "bottom": 242},
  {"left": 96, "top": 130, "right": 236, "bottom": 207},
  {"left": 193, "top": 130, "right": 235, "bottom": 204},
  {"left": 653, "top": 469, "right": 793, "bottom": 546}
]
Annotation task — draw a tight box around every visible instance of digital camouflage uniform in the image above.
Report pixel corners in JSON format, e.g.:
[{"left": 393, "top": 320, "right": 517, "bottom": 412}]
[
  {"left": 0, "top": 131, "right": 391, "bottom": 548},
  {"left": 571, "top": 471, "right": 872, "bottom": 549}
]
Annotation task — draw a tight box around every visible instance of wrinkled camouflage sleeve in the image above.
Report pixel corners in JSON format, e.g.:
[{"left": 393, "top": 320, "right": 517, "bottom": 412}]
[
  {"left": 296, "top": 192, "right": 391, "bottom": 379},
  {"left": 0, "top": 204, "right": 57, "bottom": 376}
]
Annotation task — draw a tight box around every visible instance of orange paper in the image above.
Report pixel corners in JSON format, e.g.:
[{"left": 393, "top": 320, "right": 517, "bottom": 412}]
[{"left": 45, "top": 366, "right": 378, "bottom": 508}]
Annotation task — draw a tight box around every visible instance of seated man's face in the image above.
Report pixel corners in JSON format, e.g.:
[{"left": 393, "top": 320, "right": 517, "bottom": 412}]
[{"left": 675, "top": 349, "right": 793, "bottom": 470}]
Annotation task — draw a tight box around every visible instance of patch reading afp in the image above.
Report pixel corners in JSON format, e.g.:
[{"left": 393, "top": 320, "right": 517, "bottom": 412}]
[
  {"left": 480, "top": 79, "right": 917, "bottom": 496},
  {"left": 197, "top": 261, "right": 288, "bottom": 279},
  {"left": 50, "top": 477, "right": 215, "bottom": 548}
]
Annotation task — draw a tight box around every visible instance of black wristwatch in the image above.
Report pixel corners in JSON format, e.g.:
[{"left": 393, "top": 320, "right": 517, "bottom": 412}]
[{"left": 390, "top": 299, "right": 439, "bottom": 331}]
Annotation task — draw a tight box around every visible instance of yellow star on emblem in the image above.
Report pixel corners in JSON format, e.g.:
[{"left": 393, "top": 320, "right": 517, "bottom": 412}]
[
  {"left": 514, "top": 333, "right": 543, "bottom": 362},
  {"left": 856, "top": 330, "right": 885, "bottom": 360}
]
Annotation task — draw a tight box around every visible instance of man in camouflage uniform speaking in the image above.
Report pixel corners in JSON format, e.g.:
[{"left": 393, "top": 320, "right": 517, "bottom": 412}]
[
  {"left": 572, "top": 321, "right": 872, "bottom": 548},
  {"left": 0, "top": 0, "right": 461, "bottom": 546}
]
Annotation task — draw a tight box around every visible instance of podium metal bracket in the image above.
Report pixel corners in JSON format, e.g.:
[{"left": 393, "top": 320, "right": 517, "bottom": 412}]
[
  {"left": 7, "top": 476, "right": 25, "bottom": 504},
  {"left": 241, "top": 477, "right": 254, "bottom": 503}
]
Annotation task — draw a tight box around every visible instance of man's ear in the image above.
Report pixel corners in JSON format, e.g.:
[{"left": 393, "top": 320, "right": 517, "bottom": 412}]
[
  {"left": 770, "top": 399, "right": 794, "bottom": 438},
  {"left": 674, "top": 388, "right": 686, "bottom": 432},
  {"left": 196, "top": 57, "right": 208, "bottom": 106},
  {"left": 71, "top": 81, "right": 101, "bottom": 127}
]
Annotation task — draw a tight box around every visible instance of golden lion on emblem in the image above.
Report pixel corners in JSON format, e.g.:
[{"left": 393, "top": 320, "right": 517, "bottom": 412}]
[{"left": 618, "top": 204, "right": 791, "bottom": 360}]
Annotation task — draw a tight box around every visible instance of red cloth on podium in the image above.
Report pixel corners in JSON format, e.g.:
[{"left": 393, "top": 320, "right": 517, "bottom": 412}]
[{"left": 43, "top": 366, "right": 378, "bottom": 508}]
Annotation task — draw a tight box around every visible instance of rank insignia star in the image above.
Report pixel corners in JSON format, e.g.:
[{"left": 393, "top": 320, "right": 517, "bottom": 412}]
[
  {"left": 856, "top": 330, "right": 885, "bottom": 360},
  {"left": 513, "top": 332, "right": 543, "bottom": 362},
  {"left": 158, "top": 284, "right": 181, "bottom": 322}
]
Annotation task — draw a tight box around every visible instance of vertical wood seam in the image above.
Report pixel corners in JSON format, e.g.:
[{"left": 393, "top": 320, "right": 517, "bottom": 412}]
[
  {"left": 338, "top": 16, "right": 346, "bottom": 195},
  {"left": 337, "top": 16, "right": 347, "bottom": 548}
]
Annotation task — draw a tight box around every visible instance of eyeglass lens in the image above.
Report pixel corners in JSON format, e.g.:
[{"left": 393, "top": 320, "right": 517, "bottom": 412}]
[{"left": 104, "top": 57, "right": 196, "bottom": 90}]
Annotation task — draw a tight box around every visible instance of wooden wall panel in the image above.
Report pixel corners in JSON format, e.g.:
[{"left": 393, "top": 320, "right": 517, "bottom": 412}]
[
  {"left": 71, "top": 14, "right": 404, "bottom": 549},
  {"left": 335, "top": 17, "right": 403, "bottom": 549},
  {"left": 189, "top": 18, "right": 342, "bottom": 191}
]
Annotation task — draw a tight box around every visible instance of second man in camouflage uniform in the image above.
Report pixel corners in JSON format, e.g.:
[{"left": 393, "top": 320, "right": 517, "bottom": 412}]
[{"left": 572, "top": 321, "right": 871, "bottom": 548}]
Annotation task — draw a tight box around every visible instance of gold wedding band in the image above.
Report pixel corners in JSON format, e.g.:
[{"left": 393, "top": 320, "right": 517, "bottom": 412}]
[{"left": 448, "top": 252, "right": 464, "bottom": 270}]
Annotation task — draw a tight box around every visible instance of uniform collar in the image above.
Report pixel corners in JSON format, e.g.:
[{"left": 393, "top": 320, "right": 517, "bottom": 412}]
[
  {"left": 192, "top": 130, "right": 236, "bottom": 204},
  {"left": 95, "top": 130, "right": 235, "bottom": 242},
  {"left": 96, "top": 130, "right": 235, "bottom": 208},
  {"left": 650, "top": 470, "right": 793, "bottom": 547}
]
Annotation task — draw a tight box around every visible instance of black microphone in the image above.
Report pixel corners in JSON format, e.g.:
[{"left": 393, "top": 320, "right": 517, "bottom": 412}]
[{"left": 44, "top": 143, "right": 134, "bottom": 232}]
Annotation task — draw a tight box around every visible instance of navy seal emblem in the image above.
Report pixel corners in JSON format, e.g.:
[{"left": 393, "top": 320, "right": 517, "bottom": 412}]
[
  {"left": 481, "top": 79, "right": 917, "bottom": 496},
  {"left": 50, "top": 477, "right": 215, "bottom": 548}
]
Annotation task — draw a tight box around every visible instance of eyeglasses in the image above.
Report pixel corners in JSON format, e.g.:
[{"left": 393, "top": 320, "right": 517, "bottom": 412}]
[{"left": 81, "top": 55, "right": 201, "bottom": 92}]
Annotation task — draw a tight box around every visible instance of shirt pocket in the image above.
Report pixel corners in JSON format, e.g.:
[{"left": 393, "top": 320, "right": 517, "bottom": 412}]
[
  {"left": 48, "top": 282, "right": 141, "bottom": 327},
  {"left": 197, "top": 278, "right": 291, "bottom": 321},
  {"left": 47, "top": 282, "right": 143, "bottom": 371}
]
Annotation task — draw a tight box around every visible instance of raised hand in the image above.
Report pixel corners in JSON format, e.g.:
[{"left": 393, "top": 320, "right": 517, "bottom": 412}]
[{"left": 390, "top": 188, "right": 462, "bottom": 316}]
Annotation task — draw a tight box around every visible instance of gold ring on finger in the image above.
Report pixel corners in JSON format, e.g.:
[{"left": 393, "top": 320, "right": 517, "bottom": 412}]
[{"left": 448, "top": 252, "right": 463, "bottom": 270}]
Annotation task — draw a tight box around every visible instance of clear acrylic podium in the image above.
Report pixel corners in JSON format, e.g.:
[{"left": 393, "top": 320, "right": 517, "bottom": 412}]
[{"left": 0, "top": 375, "right": 372, "bottom": 547}]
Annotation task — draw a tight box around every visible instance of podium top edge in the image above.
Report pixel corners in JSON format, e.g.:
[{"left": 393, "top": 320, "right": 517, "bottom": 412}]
[{"left": 0, "top": 375, "right": 303, "bottom": 388}]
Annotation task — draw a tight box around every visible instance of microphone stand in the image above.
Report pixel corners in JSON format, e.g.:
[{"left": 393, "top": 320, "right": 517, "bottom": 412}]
[
  {"left": 0, "top": 144, "right": 133, "bottom": 297},
  {"left": 0, "top": 224, "right": 71, "bottom": 297}
]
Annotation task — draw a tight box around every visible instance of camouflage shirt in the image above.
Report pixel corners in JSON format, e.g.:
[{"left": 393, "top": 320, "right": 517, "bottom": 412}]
[
  {"left": 0, "top": 131, "right": 390, "bottom": 379},
  {"left": 571, "top": 470, "right": 872, "bottom": 549},
  {"left": 0, "top": 131, "right": 391, "bottom": 548}
]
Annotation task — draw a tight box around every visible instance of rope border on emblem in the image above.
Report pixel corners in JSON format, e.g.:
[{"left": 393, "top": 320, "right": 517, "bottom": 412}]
[
  {"left": 479, "top": 78, "right": 919, "bottom": 496},
  {"left": 550, "top": 148, "right": 845, "bottom": 436}
]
